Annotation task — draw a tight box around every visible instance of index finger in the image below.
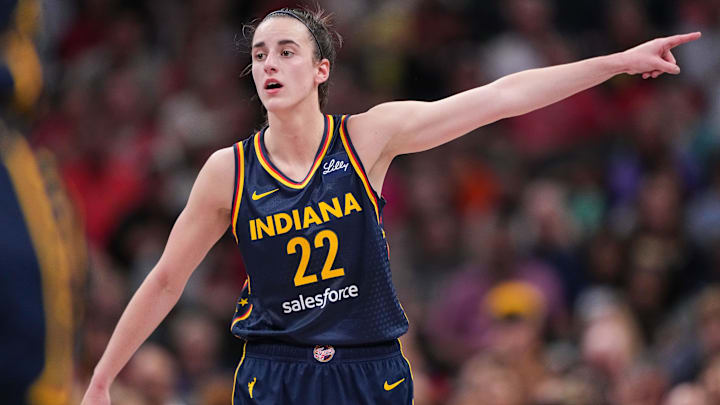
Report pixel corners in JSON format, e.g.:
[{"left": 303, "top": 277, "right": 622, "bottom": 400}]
[{"left": 665, "top": 32, "right": 702, "bottom": 48}]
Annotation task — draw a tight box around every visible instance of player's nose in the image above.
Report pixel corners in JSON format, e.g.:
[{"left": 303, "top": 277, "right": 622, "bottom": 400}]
[{"left": 264, "top": 53, "right": 279, "bottom": 74}]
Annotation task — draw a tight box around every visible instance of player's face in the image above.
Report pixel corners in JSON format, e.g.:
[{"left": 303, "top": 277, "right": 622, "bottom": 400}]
[{"left": 251, "top": 17, "right": 326, "bottom": 112}]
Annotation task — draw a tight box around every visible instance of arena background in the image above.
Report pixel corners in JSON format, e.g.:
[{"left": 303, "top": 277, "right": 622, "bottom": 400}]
[{"left": 11, "top": 0, "right": 720, "bottom": 404}]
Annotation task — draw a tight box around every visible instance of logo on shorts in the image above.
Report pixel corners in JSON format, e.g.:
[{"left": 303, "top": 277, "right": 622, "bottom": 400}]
[
  {"left": 384, "top": 378, "right": 405, "bottom": 391},
  {"left": 248, "top": 377, "right": 256, "bottom": 398},
  {"left": 313, "top": 345, "right": 335, "bottom": 362}
]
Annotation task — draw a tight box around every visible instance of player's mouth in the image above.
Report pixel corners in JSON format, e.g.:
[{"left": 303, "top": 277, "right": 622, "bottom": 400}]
[{"left": 264, "top": 79, "right": 284, "bottom": 94}]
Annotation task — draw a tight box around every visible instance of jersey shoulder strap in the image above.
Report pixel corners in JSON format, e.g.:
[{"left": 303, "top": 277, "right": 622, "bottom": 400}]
[
  {"left": 231, "top": 138, "right": 250, "bottom": 243},
  {"left": 336, "top": 114, "right": 381, "bottom": 225}
]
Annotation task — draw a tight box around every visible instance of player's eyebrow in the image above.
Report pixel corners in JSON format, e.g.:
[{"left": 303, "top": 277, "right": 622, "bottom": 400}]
[
  {"left": 252, "top": 39, "right": 301, "bottom": 49},
  {"left": 277, "top": 39, "right": 300, "bottom": 46}
]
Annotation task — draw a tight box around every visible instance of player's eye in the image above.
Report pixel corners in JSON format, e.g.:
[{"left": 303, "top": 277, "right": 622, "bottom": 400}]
[
  {"left": 254, "top": 52, "right": 266, "bottom": 61},
  {"left": 281, "top": 49, "right": 294, "bottom": 57}
]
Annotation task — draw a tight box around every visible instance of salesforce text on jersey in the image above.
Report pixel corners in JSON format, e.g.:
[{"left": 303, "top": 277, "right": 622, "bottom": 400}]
[{"left": 282, "top": 284, "right": 359, "bottom": 314}]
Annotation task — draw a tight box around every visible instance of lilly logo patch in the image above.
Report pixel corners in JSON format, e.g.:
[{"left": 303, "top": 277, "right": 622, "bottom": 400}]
[{"left": 322, "top": 153, "right": 351, "bottom": 179}]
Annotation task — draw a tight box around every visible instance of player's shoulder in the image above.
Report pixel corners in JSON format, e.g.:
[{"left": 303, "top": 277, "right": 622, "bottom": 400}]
[
  {"left": 197, "top": 146, "right": 237, "bottom": 192},
  {"left": 342, "top": 105, "right": 400, "bottom": 170},
  {"left": 345, "top": 103, "right": 409, "bottom": 147},
  {"left": 189, "top": 146, "right": 238, "bottom": 212},
  {"left": 206, "top": 145, "right": 236, "bottom": 171}
]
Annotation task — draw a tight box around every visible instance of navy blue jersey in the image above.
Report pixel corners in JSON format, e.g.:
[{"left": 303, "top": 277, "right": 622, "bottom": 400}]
[
  {"left": 229, "top": 114, "right": 408, "bottom": 345},
  {"left": 1, "top": 131, "right": 85, "bottom": 405}
]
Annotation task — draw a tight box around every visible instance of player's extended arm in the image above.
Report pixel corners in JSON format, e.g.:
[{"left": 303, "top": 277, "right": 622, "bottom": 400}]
[
  {"left": 352, "top": 32, "right": 701, "bottom": 164},
  {"left": 80, "top": 148, "right": 234, "bottom": 405}
]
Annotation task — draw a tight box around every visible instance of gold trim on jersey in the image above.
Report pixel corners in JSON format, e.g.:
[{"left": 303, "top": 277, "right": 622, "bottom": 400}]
[
  {"left": 231, "top": 277, "right": 252, "bottom": 330},
  {"left": 398, "top": 338, "right": 415, "bottom": 405},
  {"left": 337, "top": 115, "right": 380, "bottom": 225},
  {"left": 231, "top": 141, "right": 245, "bottom": 243},
  {"left": 231, "top": 340, "right": 248, "bottom": 405},
  {"left": 254, "top": 115, "right": 334, "bottom": 189},
  {"left": 1, "top": 131, "right": 79, "bottom": 405},
  {"left": 232, "top": 304, "right": 253, "bottom": 328}
]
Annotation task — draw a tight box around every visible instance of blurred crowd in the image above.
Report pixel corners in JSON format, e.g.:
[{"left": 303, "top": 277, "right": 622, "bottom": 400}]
[{"left": 22, "top": 0, "right": 720, "bottom": 404}]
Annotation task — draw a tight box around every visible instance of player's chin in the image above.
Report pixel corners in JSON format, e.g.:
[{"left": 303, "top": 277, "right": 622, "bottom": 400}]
[{"left": 262, "top": 97, "right": 296, "bottom": 113}]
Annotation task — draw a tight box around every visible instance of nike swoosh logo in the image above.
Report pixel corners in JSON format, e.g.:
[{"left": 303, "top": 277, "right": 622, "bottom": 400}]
[
  {"left": 252, "top": 188, "right": 279, "bottom": 200},
  {"left": 384, "top": 378, "right": 405, "bottom": 391}
]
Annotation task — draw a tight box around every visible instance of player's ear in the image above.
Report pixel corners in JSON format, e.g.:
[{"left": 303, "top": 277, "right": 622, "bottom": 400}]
[{"left": 315, "top": 59, "right": 330, "bottom": 85}]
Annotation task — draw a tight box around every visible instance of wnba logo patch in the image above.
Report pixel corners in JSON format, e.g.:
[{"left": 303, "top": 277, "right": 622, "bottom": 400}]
[
  {"left": 313, "top": 345, "right": 335, "bottom": 362},
  {"left": 322, "top": 153, "right": 350, "bottom": 180}
]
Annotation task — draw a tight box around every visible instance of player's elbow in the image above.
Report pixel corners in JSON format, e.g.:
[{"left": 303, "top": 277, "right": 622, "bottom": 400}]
[
  {"left": 150, "top": 264, "right": 185, "bottom": 298},
  {"left": 487, "top": 77, "right": 533, "bottom": 119},
  {"left": 486, "top": 78, "right": 522, "bottom": 116}
]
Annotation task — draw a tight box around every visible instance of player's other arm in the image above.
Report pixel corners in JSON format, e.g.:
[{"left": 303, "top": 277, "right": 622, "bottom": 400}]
[
  {"left": 81, "top": 147, "right": 234, "bottom": 405},
  {"left": 352, "top": 32, "right": 701, "bottom": 159}
]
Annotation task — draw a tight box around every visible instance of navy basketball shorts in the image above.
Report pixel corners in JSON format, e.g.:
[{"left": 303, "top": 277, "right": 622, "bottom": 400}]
[{"left": 232, "top": 339, "right": 414, "bottom": 404}]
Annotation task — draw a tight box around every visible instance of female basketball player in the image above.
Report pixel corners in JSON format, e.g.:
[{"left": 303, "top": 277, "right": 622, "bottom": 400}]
[{"left": 81, "top": 7, "right": 700, "bottom": 405}]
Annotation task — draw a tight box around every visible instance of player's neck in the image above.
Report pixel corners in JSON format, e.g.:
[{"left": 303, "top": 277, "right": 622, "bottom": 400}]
[{"left": 265, "top": 102, "right": 326, "bottom": 178}]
